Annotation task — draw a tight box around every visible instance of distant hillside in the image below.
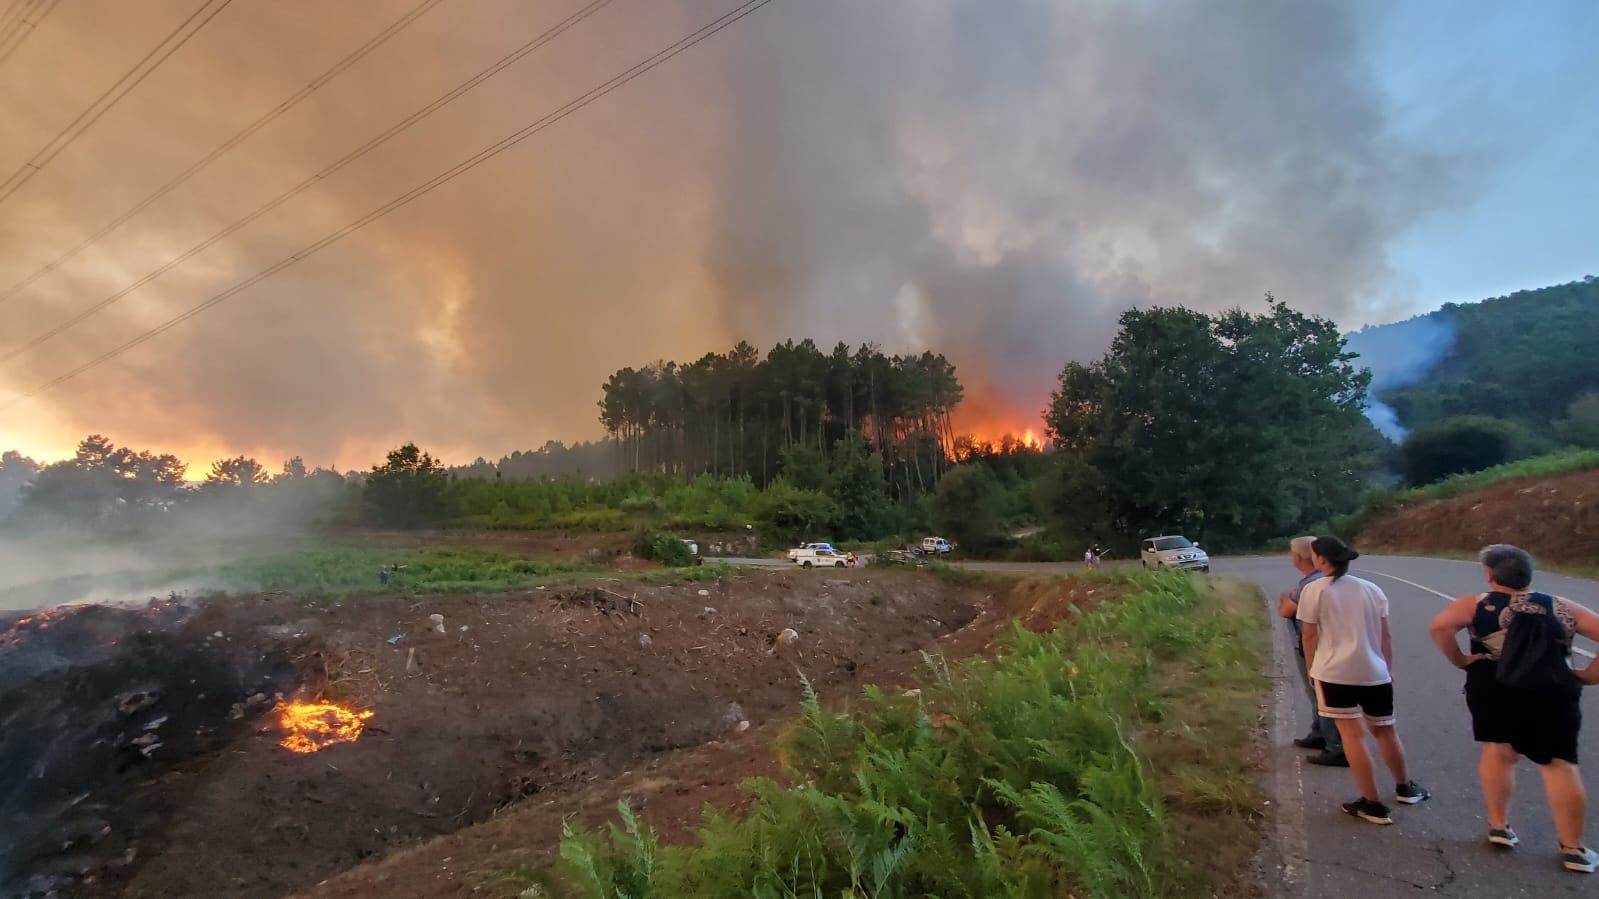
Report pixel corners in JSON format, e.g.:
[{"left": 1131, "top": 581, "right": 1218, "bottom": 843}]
[{"left": 1347, "top": 276, "right": 1599, "bottom": 438}]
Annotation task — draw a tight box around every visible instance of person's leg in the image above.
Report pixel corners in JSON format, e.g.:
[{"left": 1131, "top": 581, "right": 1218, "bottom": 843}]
[
  {"left": 1292, "top": 651, "right": 1322, "bottom": 740},
  {"left": 1479, "top": 743, "right": 1518, "bottom": 830},
  {"left": 1335, "top": 717, "right": 1378, "bottom": 800},
  {"left": 1537, "top": 760, "right": 1588, "bottom": 850},
  {"left": 1370, "top": 723, "right": 1411, "bottom": 785},
  {"left": 1319, "top": 705, "right": 1344, "bottom": 753}
]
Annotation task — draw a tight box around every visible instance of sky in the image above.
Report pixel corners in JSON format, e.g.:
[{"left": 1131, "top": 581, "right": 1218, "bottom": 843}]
[{"left": 0, "top": 0, "right": 1593, "bottom": 470}]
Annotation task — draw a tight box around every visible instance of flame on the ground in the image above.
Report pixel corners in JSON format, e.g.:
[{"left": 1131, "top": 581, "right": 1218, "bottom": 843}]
[{"left": 274, "top": 700, "right": 374, "bottom": 753}]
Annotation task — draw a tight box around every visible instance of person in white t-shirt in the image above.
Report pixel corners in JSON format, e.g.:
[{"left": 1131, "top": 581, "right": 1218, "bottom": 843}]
[{"left": 1297, "top": 536, "right": 1430, "bottom": 825}]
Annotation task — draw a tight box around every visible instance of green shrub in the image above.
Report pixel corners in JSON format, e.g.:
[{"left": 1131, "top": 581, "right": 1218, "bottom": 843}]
[{"left": 634, "top": 529, "right": 696, "bottom": 567}]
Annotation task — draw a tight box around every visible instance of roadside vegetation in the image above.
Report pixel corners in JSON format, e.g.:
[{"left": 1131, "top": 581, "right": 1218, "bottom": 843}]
[{"left": 536, "top": 570, "right": 1265, "bottom": 898}]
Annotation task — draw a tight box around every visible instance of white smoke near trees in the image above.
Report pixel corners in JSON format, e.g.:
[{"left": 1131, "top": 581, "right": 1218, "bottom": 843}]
[{"left": 1345, "top": 313, "right": 1458, "bottom": 440}]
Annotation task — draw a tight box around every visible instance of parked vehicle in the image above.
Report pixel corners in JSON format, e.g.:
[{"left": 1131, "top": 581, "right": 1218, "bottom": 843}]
[
  {"left": 921, "top": 537, "right": 955, "bottom": 555},
  {"left": 794, "top": 547, "right": 854, "bottom": 568},
  {"left": 787, "top": 542, "right": 836, "bottom": 561},
  {"left": 1139, "top": 535, "right": 1209, "bottom": 572},
  {"left": 681, "top": 539, "right": 704, "bottom": 566}
]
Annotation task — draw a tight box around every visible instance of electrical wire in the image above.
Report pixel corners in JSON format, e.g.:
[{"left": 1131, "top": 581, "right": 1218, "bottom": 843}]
[
  {"left": 0, "top": 0, "right": 448, "bottom": 308},
  {"left": 0, "top": 0, "right": 615, "bottom": 359},
  {"left": 0, "top": 0, "right": 776, "bottom": 411},
  {"left": 0, "top": 0, "right": 62, "bottom": 70},
  {"left": 0, "top": 0, "right": 234, "bottom": 208}
]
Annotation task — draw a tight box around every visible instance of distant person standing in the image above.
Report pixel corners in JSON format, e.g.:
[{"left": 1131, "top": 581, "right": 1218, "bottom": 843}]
[
  {"left": 1428, "top": 544, "right": 1599, "bottom": 872},
  {"left": 1278, "top": 536, "right": 1346, "bottom": 766},
  {"left": 1297, "top": 536, "right": 1429, "bottom": 824}
]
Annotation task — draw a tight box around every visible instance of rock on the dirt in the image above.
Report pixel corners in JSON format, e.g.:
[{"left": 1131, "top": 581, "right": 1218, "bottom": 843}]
[{"left": 637, "top": 634, "right": 653, "bottom": 649}]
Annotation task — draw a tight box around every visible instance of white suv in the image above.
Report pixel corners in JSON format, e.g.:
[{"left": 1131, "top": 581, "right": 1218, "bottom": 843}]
[{"left": 1140, "top": 535, "right": 1209, "bottom": 572}]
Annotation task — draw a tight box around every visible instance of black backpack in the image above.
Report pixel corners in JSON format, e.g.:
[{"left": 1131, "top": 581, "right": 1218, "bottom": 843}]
[{"left": 1496, "top": 593, "right": 1581, "bottom": 698}]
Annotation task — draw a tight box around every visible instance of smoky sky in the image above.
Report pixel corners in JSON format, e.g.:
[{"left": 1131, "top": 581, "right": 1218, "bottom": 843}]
[{"left": 0, "top": 0, "right": 1449, "bottom": 468}]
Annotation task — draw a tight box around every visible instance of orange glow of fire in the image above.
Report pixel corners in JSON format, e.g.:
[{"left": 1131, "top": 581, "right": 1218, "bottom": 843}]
[{"left": 275, "top": 700, "right": 374, "bottom": 753}]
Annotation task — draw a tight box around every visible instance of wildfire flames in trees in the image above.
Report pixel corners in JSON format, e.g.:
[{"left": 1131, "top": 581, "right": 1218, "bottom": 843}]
[{"left": 275, "top": 700, "right": 374, "bottom": 754}]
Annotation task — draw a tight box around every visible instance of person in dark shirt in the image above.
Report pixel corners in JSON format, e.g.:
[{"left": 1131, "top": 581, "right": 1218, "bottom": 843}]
[{"left": 1430, "top": 544, "right": 1599, "bottom": 873}]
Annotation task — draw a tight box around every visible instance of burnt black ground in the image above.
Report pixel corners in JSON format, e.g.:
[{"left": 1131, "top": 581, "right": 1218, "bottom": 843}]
[{"left": 0, "top": 603, "right": 294, "bottom": 897}]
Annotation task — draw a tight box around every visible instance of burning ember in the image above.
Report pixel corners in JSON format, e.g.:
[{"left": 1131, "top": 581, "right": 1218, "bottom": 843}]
[{"left": 274, "top": 700, "right": 374, "bottom": 753}]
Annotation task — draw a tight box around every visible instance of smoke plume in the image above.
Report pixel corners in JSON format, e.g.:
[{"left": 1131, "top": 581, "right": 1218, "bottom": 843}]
[
  {"left": 0, "top": 0, "right": 1448, "bottom": 465},
  {"left": 1345, "top": 312, "right": 1457, "bottom": 441}
]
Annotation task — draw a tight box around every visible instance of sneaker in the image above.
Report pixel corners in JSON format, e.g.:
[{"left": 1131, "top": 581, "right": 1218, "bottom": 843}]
[
  {"left": 1562, "top": 845, "right": 1598, "bottom": 873},
  {"left": 1307, "top": 750, "right": 1350, "bottom": 767},
  {"left": 1293, "top": 736, "right": 1326, "bottom": 750},
  {"left": 1395, "top": 781, "right": 1431, "bottom": 805},
  {"left": 1341, "top": 798, "right": 1392, "bottom": 825},
  {"left": 1487, "top": 827, "right": 1519, "bottom": 849}
]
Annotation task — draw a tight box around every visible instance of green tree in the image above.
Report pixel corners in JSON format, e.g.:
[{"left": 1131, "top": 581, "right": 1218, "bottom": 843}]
[
  {"left": 362, "top": 443, "right": 451, "bottom": 529},
  {"left": 1556, "top": 393, "right": 1599, "bottom": 449},
  {"left": 1399, "top": 415, "right": 1530, "bottom": 486},
  {"left": 1042, "top": 299, "right": 1382, "bottom": 552},
  {"left": 928, "top": 463, "right": 1005, "bottom": 550},
  {"left": 824, "top": 432, "right": 894, "bottom": 540},
  {"left": 777, "top": 443, "right": 828, "bottom": 491},
  {"left": 205, "top": 455, "right": 270, "bottom": 488}
]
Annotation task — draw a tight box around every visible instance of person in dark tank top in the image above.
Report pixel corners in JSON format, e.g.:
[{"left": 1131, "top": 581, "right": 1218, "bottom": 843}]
[{"left": 1430, "top": 544, "right": 1599, "bottom": 873}]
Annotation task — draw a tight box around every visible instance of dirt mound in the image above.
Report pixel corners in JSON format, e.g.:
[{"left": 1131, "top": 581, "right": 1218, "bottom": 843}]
[
  {"left": 1358, "top": 468, "right": 1599, "bottom": 564},
  {"left": 17, "top": 569, "right": 981, "bottom": 899}
]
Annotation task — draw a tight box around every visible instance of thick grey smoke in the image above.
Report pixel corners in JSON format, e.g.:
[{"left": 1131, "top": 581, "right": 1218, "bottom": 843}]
[{"left": 0, "top": 0, "right": 1447, "bottom": 464}]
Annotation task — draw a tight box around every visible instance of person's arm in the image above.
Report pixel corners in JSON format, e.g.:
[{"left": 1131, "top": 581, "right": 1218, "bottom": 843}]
[
  {"left": 1302, "top": 622, "right": 1319, "bottom": 672},
  {"left": 1565, "top": 599, "right": 1599, "bottom": 685},
  {"left": 1428, "top": 595, "right": 1486, "bottom": 669},
  {"left": 1277, "top": 590, "right": 1297, "bottom": 620},
  {"left": 1381, "top": 617, "right": 1394, "bottom": 671}
]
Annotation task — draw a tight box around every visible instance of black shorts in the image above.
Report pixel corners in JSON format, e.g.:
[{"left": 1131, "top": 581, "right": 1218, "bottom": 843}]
[
  {"left": 1316, "top": 681, "right": 1395, "bottom": 725},
  {"left": 1465, "top": 662, "right": 1581, "bottom": 765}
]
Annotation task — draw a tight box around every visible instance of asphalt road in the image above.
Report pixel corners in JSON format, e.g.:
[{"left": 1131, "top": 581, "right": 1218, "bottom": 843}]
[{"left": 1227, "top": 553, "right": 1599, "bottom": 897}]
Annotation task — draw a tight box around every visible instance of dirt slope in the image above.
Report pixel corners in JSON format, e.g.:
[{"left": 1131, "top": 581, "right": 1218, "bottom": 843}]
[
  {"left": 1358, "top": 468, "right": 1599, "bottom": 564},
  {"left": 30, "top": 569, "right": 982, "bottom": 899}
]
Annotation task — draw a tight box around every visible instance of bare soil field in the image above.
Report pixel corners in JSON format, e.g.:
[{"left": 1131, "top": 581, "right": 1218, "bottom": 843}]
[
  {"left": 1358, "top": 468, "right": 1599, "bottom": 564},
  {"left": 295, "top": 575, "right": 1120, "bottom": 899},
  {"left": 2, "top": 568, "right": 984, "bottom": 899}
]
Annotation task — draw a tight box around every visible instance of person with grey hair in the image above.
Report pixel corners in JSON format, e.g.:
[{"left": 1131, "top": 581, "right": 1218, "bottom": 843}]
[
  {"left": 1429, "top": 544, "right": 1599, "bottom": 873},
  {"left": 1278, "top": 535, "right": 1345, "bottom": 765}
]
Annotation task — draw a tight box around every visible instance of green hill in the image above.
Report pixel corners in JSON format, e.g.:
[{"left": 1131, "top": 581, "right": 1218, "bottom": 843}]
[{"left": 1352, "top": 276, "right": 1599, "bottom": 436}]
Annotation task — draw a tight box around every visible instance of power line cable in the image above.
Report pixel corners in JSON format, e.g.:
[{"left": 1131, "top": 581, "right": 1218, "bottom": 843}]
[
  {"left": 0, "top": 0, "right": 234, "bottom": 208},
  {"left": 0, "top": 0, "right": 776, "bottom": 411},
  {"left": 0, "top": 0, "right": 33, "bottom": 40},
  {"left": 0, "top": 0, "right": 62, "bottom": 70},
  {"left": 0, "top": 0, "right": 448, "bottom": 308},
  {"left": 0, "top": 0, "right": 615, "bottom": 358}
]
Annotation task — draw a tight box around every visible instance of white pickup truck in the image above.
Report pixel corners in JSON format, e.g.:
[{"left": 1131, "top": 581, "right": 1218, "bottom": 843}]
[
  {"left": 921, "top": 537, "right": 955, "bottom": 555},
  {"left": 793, "top": 547, "right": 854, "bottom": 568}
]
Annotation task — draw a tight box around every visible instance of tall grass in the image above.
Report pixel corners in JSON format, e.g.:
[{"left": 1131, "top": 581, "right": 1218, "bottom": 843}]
[{"left": 538, "top": 570, "right": 1262, "bottom": 898}]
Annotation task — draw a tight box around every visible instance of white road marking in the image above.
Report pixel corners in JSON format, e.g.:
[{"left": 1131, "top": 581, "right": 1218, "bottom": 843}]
[{"left": 1366, "top": 569, "right": 1597, "bottom": 660}]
